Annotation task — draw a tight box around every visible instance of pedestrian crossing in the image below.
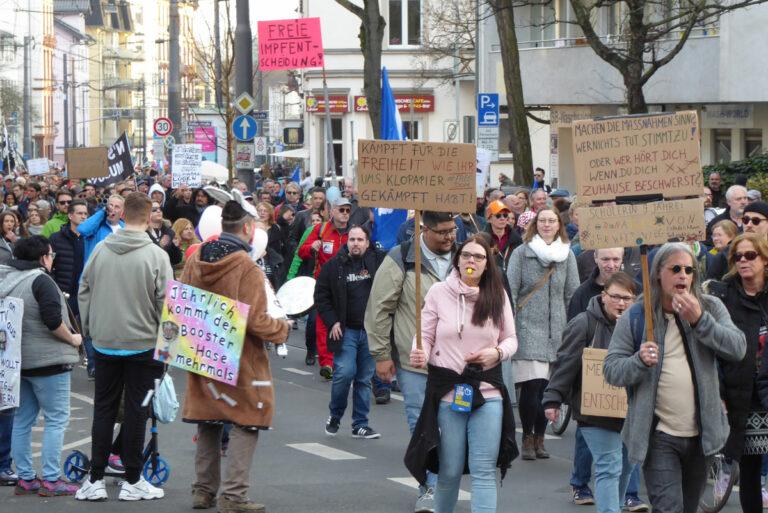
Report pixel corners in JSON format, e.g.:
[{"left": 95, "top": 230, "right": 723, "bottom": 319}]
[{"left": 286, "top": 442, "right": 366, "bottom": 460}]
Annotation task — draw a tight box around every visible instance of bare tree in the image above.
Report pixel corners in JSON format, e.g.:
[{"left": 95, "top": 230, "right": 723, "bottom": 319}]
[
  {"left": 335, "top": 0, "right": 385, "bottom": 138},
  {"left": 566, "top": 0, "right": 768, "bottom": 113}
]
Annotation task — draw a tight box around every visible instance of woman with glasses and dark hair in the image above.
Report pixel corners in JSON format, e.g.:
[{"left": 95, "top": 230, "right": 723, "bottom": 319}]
[
  {"left": 705, "top": 233, "right": 768, "bottom": 513},
  {"left": 407, "top": 234, "right": 518, "bottom": 513},
  {"left": 507, "top": 207, "right": 579, "bottom": 460},
  {"left": 605, "top": 242, "right": 746, "bottom": 513}
]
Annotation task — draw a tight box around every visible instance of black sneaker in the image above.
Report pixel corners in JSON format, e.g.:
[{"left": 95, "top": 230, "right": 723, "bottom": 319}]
[
  {"left": 351, "top": 426, "right": 381, "bottom": 439},
  {"left": 319, "top": 366, "right": 333, "bottom": 380},
  {"left": 305, "top": 354, "right": 316, "bottom": 366},
  {"left": 325, "top": 416, "right": 340, "bottom": 436},
  {"left": 374, "top": 388, "right": 390, "bottom": 404}
]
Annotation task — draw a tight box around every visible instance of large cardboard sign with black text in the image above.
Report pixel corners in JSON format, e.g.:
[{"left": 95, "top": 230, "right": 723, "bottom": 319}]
[
  {"left": 581, "top": 348, "right": 627, "bottom": 419},
  {"left": 356, "top": 140, "right": 476, "bottom": 213},
  {"left": 572, "top": 111, "right": 702, "bottom": 202},
  {"left": 577, "top": 198, "right": 706, "bottom": 250}
]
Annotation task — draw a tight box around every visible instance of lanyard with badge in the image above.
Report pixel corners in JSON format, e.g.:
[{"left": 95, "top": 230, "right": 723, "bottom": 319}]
[{"left": 451, "top": 292, "right": 475, "bottom": 413}]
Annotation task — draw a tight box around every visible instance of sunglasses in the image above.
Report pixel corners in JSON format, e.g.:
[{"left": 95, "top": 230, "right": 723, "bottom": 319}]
[
  {"left": 743, "top": 216, "right": 765, "bottom": 226},
  {"left": 493, "top": 213, "right": 509, "bottom": 219},
  {"left": 286, "top": 191, "right": 300, "bottom": 195},
  {"left": 668, "top": 265, "right": 694, "bottom": 275},
  {"left": 58, "top": 200, "right": 71, "bottom": 205},
  {"left": 337, "top": 207, "right": 351, "bottom": 214},
  {"left": 734, "top": 251, "right": 759, "bottom": 262},
  {"left": 151, "top": 207, "right": 162, "bottom": 212}
]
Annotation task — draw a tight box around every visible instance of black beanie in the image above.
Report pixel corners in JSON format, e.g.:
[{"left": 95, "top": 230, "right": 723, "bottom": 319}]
[{"left": 744, "top": 201, "right": 768, "bottom": 220}]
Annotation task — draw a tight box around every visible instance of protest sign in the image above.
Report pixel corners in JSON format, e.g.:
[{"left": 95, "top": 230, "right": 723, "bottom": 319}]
[
  {"left": 572, "top": 111, "right": 702, "bottom": 202},
  {"left": 27, "top": 158, "right": 49, "bottom": 176},
  {"left": 65, "top": 147, "right": 109, "bottom": 179},
  {"left": 88, "top": 133, "right": 134, "bottom": 187},
  {"left": 154, "top": 280, "right": 250, "bottom": 386},
  {"left": 257, "top": 18, "right": 324, "bottom": 71},
  {"left": 581, "top": 347, "right": 627, "bottom": 419},
  {"left": 0, "top": 298, "right": 23, "bottom": 411},
  {"left": 172, "top": 144, "right": 202, "bottom": 187},
  {"left": 356, "top": 140, "right": 476, "bottom": 213},
  {"left": 577, "top": 198, "right": 705, "bottom": 250}
]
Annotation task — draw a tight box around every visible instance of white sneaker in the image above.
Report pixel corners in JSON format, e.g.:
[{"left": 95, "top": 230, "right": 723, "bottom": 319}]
[
  {"left": 118, "top": 477, "right": 164, "bottom": 501},
  {"left": 75, "top": 478, "right": 108, "bottom": 501}
]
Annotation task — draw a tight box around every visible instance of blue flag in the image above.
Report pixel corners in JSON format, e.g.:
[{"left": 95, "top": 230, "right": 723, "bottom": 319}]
[
  {"left": 373, "top": 67, "right": 408, "bottom": 250},
  {"left": 291, "top": 164, "right": 301, "bottom": 184}
]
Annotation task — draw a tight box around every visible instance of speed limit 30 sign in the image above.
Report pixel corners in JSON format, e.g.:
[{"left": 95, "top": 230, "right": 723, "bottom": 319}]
[{"left": 153, "top": 117, "right": 173, "bottom": 137}]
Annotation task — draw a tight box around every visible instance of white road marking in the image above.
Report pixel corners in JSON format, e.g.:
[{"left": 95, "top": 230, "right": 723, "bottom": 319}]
[
  {"left": 283, "top": 367, "right": 313, "bottom": 376},
  {"left": 390, "top": 393, "right": 404, "bottom": 402},
  {"left": 33, "top": 436, "right": 91, "bottom": 458},
  {"left": 70, "top": 392, "right": 94, "bottom": 405},
  {"left": 388, "top": 477, "right": 470, "bottom": 501},
  {"left": 515, "top": 428, "right": 560, "bottom": 440},
  {"left": 286, "top": 443, "right": 365, "bottom": 460}
]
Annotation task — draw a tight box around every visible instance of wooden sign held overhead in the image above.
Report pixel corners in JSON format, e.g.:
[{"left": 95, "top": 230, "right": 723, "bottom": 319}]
[
  {"left": 572, "top": 111, "right": 702, "bottom": 202},
  {"left": 577, "top": 198, "right": 706, "bottom": 250},
  {"left": 356, "top": 140, "right": 476, "bottom": 213},
  {"left": 65, "top": 147, "right": 109, "bottom": 179}
]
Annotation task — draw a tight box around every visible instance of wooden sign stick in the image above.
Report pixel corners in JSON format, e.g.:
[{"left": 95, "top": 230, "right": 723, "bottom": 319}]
[
  {"left": 414, "top": 210, "right": 423, "bottom": 351},
  {"left": 640, "top": 244, "right": 654, "bottom": 343}
]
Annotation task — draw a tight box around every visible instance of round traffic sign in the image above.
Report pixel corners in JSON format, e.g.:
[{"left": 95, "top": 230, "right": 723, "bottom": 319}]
[{"left": 154, "top": 117, "right": 173, "bottom": 137}]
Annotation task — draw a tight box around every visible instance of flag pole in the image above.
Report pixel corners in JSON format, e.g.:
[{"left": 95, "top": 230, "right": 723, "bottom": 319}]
[{"left": 414, "top": 209, "right": 422, "bottom": 351}]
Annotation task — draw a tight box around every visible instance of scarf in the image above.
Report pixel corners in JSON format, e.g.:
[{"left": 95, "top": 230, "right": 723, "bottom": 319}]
[{"left": 527, "top": 234, "right": 570, "bottom": 266}]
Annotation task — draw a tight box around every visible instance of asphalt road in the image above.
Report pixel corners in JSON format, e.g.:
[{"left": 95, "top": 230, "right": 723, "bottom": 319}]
[{"left": 3, "top": 326, "right": 742, "bottom": 513}]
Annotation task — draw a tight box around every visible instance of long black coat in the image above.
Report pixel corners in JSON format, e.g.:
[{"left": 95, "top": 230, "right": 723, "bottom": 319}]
[
  {"left": 49, "top": 223, "right": 84, "bottom": 316},
  {"left": 710, "top": 279, "right": 768, "bottom": 460}
]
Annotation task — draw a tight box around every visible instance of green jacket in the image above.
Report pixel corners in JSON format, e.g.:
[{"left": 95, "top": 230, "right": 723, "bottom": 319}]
[
  {"left": 42, "top": 212, "right": 69, "bottom": 239},
  {"left": 286, "top": 224, "right": 315, "bottom": 281}
]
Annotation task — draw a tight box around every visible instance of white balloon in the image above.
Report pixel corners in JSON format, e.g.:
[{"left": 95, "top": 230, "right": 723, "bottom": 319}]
[
  {"left": 198, "top": 205, "right": 223, "bottom": 240},
  {"left": 251, "top": 228, "right": 268, "bottom": 260}
]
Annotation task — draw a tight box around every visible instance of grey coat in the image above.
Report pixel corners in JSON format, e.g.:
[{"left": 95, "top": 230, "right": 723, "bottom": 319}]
[
  {"left": 506, "top": 243, "right": 579, "bottom": 362},
  {"left": 604, "top": 296, "right": 746, "bottom": 465}
]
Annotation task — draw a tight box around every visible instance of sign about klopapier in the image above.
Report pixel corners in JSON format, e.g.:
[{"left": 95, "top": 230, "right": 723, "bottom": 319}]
[
  {"left": 572, "top": 111, "right": 702, "bottom": 202},
  {"left": 154, "top": 281, "right": 250, "bottom": 386}
]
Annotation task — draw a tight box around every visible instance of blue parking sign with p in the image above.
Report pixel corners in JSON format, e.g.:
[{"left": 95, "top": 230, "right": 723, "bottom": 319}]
[{"left": 477, "top": 93, "right": 499, "bottom": 127}]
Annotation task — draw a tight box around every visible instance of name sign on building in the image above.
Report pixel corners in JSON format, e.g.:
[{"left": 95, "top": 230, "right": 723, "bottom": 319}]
[
  {"left": 305, "top": 95, "right": 349, "bottom": 113},
  {"left": 353, "top": 95, "right": 435, "bottom": 113},
  {"left": 702, "top": 104, "right": 754, "bottom": 129}
]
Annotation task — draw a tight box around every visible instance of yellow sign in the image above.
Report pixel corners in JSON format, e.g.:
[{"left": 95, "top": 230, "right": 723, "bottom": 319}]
[{"left": 234, "top": 92, "right": 255, "bottom": 114}]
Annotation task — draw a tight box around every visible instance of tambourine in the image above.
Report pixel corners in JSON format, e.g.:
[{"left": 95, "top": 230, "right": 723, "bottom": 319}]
[{"left": 275, "top": 276, "right": 316, "bottom": 318}]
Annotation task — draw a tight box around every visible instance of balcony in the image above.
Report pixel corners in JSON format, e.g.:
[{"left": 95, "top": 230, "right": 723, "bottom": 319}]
[
  {"left": 103, "top": 76, "right": 141, "bottom": 90},
  {"left": 104, "top": 107, "right": 144, "bottom": 120},
  {"left": 103, "top": 46, "right": 142, "bottom": 61}
]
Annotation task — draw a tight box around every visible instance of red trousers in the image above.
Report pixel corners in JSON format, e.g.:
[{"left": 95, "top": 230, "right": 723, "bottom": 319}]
[{"left": 314, "top": 316, "right": 335, "bottom": 368}]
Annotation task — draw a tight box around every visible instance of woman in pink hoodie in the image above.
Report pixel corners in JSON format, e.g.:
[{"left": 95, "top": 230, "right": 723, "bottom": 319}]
[{"left": 409, "top": 234, "right": 518, "bottom": 513}]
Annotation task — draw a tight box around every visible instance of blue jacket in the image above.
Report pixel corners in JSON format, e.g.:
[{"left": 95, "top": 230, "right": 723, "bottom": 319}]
[{"left": 77, "top": 208, "right": 125, "bottom": 263}]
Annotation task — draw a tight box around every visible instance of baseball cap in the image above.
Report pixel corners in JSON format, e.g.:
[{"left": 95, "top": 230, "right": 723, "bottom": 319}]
[
  {"left": 748, "top": 189, "right": 762, "bottom": 202},
  {"left": 333, "top": 197, "right": 351, "bottom": 208},
  {"left": 486, "top": 200, "right": 510, "bottom": 218}
]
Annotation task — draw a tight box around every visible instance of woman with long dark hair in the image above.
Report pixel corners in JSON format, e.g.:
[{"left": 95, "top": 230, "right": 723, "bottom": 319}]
[{"left": 407, "top": 234, "right": 518, "bottom": 513}]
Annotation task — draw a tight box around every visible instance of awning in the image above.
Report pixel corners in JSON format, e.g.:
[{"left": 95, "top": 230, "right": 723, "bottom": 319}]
[{"left": 271, "top": 147, "right": 309, "bottom": 159}]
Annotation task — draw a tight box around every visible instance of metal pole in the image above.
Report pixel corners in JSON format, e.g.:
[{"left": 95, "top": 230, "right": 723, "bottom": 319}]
[
  {"left": 63, "top": 55, "right": 69, "bottom": 150},
  {"left": 234, "top": 0, "right": 254, "bottom": 189},
  {"left": 168, "top": 0, "right": 181, "bottom": 147},
  {"left": 321, "top": 66, "right": 336, "bottom": 181},
  {"left": 214, "top": 0, "right": 222, "bottom": 109},
  {"left": 142, "top": 80, "right": 147, "bottom": 164},
  {"left": 23, "top": 36, "right": 31, "bottom": 157},
  {"left": 71, "top": 56, "right": 77, "bottom": 147}
]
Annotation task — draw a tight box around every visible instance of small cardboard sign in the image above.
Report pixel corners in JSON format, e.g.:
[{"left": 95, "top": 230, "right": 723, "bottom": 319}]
[
  {"left": 577, "top": 198, "right": 705, "bottom": 250},
  {"left": 356, "top": 139, "right": 476, "bottom": 213},
  {"left": 27, "top": 158, "right": 49, "bottom": 176},
  {"left": 572, "top": 111, "right": 702, "bottom": 202},
  {"left": 257, "top": 18, "right": 324, "bottom": 71},
  {"left": 581, "top": 347, "right": 627, "bottom": 419},
  {"left": 65, "top": 147, "right": 109, "bottom": 179},
  {"left": 154, "top": 281, "right": 250, "bottom": 386},
  {"left": 0, "top": 297, "right": 23, "bottom": 411},
  {"left": 172, "top": 144, "right": 202, "bottom": 188}
]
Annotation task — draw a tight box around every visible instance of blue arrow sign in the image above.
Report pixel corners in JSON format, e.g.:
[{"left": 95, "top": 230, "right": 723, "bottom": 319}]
[{"left": 232, "top": 115, "right": 258, "bottom": 142}]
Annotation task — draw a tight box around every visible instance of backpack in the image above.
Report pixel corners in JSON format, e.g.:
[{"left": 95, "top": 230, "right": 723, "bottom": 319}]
[{"left": 628, "top": 304, "right": 646, "bottom": 352}]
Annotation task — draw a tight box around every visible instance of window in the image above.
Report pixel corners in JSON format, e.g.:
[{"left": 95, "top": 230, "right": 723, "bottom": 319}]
[
  {"left": 403, "top": 120, "right": 420, "bottom": 140},
  {"left": 745, "top": 129, "right": 763, "bottom": 158},
  {"left": 326, "top": 118, "right": 342, "bottom": 176},
  {"left": 714, "top": 129, "right": 732, "bottom": 164},
  {"left": 389, "top": 0, "right": 421, "bottom": 46}
]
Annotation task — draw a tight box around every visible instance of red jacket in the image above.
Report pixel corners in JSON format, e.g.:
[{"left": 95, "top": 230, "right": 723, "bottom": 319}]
[{"left": 298, "top": 222, "right": 349, "bottom": 277}]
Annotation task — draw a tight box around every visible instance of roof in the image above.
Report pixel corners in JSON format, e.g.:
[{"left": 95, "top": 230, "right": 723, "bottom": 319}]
[
  {"left": 53, "top": 0, "right": 91, "bottom": 13},
  {"left": 54, "top": 17, "right": 93, "bottom": 42}
]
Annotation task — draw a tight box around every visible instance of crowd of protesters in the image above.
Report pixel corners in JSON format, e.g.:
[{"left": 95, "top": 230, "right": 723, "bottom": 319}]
[{"left": 1, "top": 162, "right": 768, "bottom": 513}]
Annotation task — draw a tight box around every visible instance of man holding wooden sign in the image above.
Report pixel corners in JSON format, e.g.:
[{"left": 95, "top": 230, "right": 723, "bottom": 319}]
[{"left": 360, "top": 139, "right": 474, "bottom": 513}]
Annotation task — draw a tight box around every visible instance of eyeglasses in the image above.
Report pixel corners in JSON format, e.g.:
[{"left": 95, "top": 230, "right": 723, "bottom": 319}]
[
  {"left": 337, "top": 207, "right": 351, "bottom": 214},
  {"left": 493, "top": 213, "right": 509, "bottom": 219},
  {"left": 286, "top": 191, "right": 300, "bottom": 195},
  {"left": 58, "top": 200, "right": 71, "bottom": 205},
  {"left": 735, "top": 251, "right": 759, "bottom": 262},
  {"left": 605, "top": 292, "right": 634, "bottom": 303},
  {"left": 667, "top": 265, "right": 694, "bottom": 275},
  {"left": 459, "top": 251, "right": 487, "bottom": 261},
  {"left": 428, "top": 226, "right": 458, "bottom": 238},
  {"left": 47, "top": 252, "right": 56, "bottom": 260},
  {"left": 743, "top": 216, "right": 766, "bottom": 226}
]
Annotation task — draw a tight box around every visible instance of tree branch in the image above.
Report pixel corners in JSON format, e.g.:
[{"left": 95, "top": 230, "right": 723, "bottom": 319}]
[{"left": 335, "top": 0, "right": 365, "bottom": 19}]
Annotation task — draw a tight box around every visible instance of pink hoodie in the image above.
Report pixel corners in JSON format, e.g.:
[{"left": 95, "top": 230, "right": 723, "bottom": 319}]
[{"left": 416, "top": 270, "right": 518, "bottom": 400}]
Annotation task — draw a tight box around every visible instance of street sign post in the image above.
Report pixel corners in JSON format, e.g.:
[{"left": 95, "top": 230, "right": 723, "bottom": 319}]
[
  {"left": 232, "top": 115, "right": 258, "bottom": 142},
  {"left": 477, "top": 94, "right": 499, "bottom": 127},
  {"left": 153, "top": 117, "right": 173, "bottom": 137},
  {"left": 234, "top": 93, "right": 256, "bottom": 115},
  {"left": 254, "top": 137, "right": 267, "bottom": 156},
  {"left": 252, "top": 111, "right": 269, "bottom": 121}
]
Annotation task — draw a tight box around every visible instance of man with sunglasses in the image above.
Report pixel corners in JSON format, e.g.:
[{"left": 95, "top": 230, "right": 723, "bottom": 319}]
[
  {"left": 299, "top": 197, "right": 352, "bottom": 379},
  {"left": 41, "top": 190, "right": 73, "bottom": 238},
  {"left": 484, "top": 200, "right": 522, "bottom": 274},
  {"left": 707, "top": 201, "right": 768, "bottom": 280}
]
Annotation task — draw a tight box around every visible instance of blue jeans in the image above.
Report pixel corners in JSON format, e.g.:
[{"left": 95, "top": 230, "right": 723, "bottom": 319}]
[
  {"left": 436, "top": 399, "right": 503, "bottom": 513},
  {"left": 571, "top": 426, "right": 593, "bottom": 488},
  {"left": 580, "top": 427, "right": 635, "bottom": 513},
  {"left": 0, "top": 408, "right": 14, "bottom": 472},
  {"left": 83, "top": 336, "right": 95, "bottom": 374},
  {"left": 396, "top": 367, "right": 438, "bottom": 491},
  {"left": 12, "top": 372, "right": 71, "bottom": 481},
  {"left": 329, "top": 328, "right": 375, "bottom": 428}
]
